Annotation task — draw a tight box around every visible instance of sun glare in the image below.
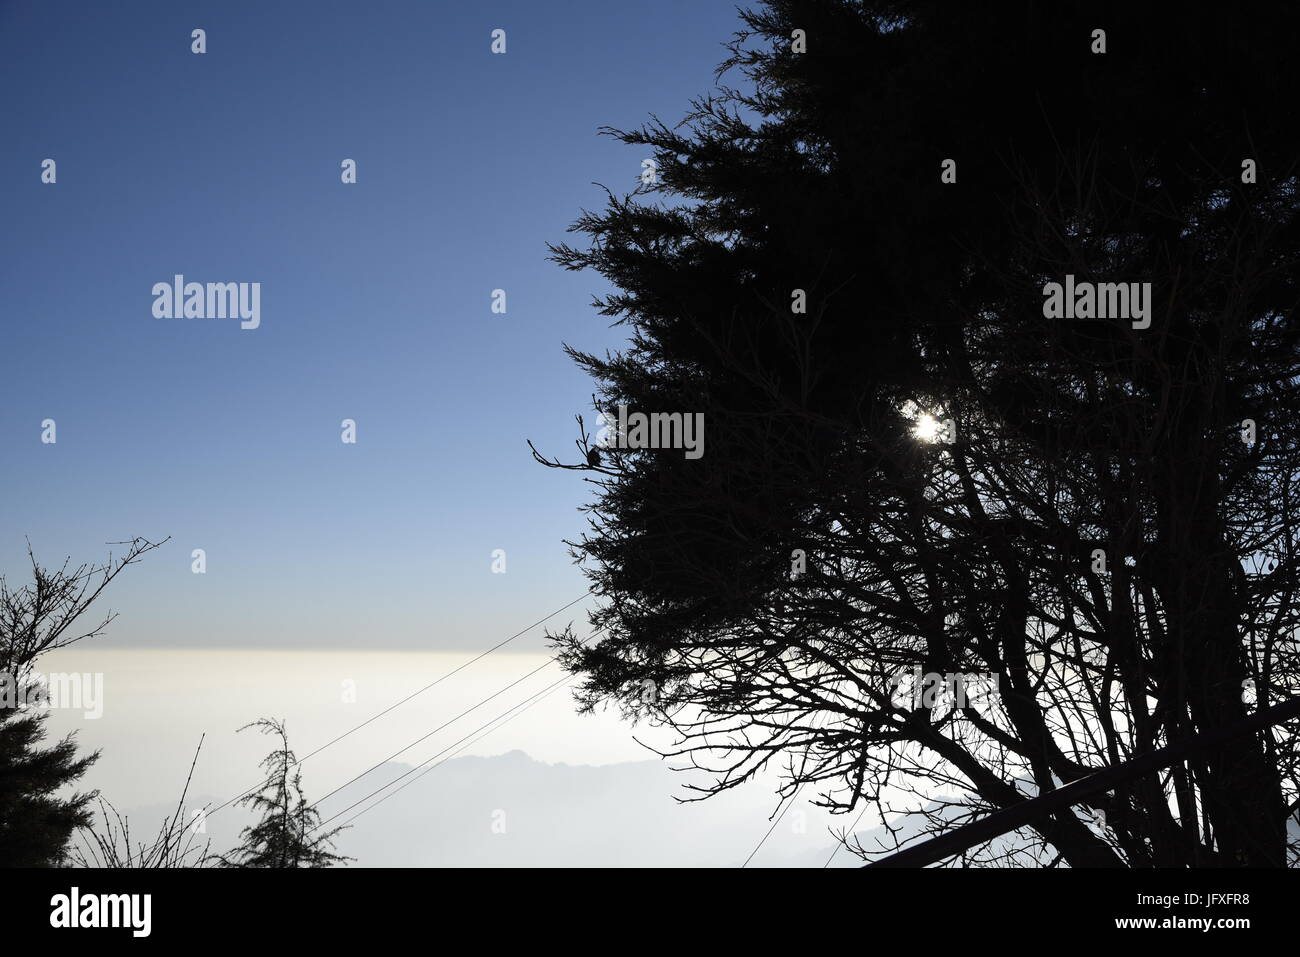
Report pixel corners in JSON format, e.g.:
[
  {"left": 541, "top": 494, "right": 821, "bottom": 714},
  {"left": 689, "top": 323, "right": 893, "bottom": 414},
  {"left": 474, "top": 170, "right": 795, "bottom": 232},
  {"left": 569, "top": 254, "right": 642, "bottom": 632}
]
[{"left": 912, "top": 413, "right": 943, "bottom": 443}]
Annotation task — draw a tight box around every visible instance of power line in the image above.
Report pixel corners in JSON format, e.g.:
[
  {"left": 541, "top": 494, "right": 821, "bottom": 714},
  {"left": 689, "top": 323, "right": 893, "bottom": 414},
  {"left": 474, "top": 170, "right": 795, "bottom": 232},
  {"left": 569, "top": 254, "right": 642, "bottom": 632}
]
[
  {"left": 823, "top": 805, "right": 869, "bottom": 867},
  {"left": 289, "top": 591, "right": 590, "bottom": 780},
  {"left": 309, "top": 655, "right": 564, "bottom": 810},
  {"left": 308, "top": 629, "right": 602, "bottom": 826},
  {"left": 741, "top": 782, "right": 807, "bottom": 868},
  {"left": 137, "top": 592, "right": 592, "bottom": 860},
  {"left": 327, "top": 672, "right": 577, "bottom": 832},
  {"left": 330, "top": 675, "right": 575, "bottom": 830},
  {"left": 741, "top": 712, "right": 830, "bottom": 868}
]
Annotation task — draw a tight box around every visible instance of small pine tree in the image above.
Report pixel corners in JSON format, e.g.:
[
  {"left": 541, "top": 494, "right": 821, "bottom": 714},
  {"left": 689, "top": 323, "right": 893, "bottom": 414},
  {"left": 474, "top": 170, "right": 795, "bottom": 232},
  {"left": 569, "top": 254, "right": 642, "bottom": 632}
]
[
  {"left": 216, "top": 718, "right": 350, "bottom": 868},
  {"left": 0, "top": 707, "right": 98, "bottom": 866}
]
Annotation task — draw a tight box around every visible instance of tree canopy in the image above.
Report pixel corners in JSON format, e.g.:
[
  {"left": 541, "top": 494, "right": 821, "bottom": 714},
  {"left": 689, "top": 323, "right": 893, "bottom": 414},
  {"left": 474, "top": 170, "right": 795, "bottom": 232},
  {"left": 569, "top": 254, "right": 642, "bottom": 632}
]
[{"left": 541, "top": 0, "right": 1300, "bottom": 866}]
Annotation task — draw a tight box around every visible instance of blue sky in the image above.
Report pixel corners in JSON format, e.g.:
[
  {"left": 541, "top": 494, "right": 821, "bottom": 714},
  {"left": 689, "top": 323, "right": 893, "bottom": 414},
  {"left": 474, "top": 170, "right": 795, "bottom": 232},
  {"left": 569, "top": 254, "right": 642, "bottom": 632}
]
[{"left": 0, "top": 0, "right": 745, "bottom": 650}]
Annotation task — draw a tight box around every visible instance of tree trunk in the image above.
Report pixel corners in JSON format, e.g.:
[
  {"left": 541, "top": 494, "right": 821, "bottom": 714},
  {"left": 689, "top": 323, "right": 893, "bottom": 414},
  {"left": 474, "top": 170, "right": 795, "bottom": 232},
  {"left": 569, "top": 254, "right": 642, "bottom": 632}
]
[{"left": 1152, "top": 369, "right": 1287, "bottom": 865}]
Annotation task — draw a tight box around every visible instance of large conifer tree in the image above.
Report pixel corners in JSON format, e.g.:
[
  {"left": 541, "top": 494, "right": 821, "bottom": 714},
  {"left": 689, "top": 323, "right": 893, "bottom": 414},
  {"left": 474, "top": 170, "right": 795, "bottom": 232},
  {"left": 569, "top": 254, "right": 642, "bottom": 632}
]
[
  {"left": 541, "top": 1, "right": 1300, "bottom": 865},
  {"left": 0, "top": 709, "right": 97, "bottom": 867}
]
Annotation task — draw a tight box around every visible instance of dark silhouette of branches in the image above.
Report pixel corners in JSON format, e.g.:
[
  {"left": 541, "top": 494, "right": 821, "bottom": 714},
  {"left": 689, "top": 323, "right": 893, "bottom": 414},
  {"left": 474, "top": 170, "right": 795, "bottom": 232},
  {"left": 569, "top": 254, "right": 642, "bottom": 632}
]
[
  {"left": 0, "top": 536, "right": 168, "bottom": 678},
  {"left": 0, "top": 709, "right": 100, "bottom": 866},
  {"left": 0, "top": 536, "right": 165, "bottom": 866},
  {"left": 539, "top": 1, "right": 1300, "bottom": 867},
  {"left": 70, "top": 736, "right": 213, "bottom": 868},
  {"left": 212, "top": 719, "right": 351, "bottom": 869}
]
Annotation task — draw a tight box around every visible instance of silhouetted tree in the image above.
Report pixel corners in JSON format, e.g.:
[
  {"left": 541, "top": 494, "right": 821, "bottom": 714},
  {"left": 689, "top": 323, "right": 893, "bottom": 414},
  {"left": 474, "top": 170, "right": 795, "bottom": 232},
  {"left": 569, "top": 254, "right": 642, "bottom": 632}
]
[
  {"left": 0, "top": 710, "right": 98, "bottom": 866},
  {"left": 215, "top": 719, "right": 350, "bottom": 868},
  {"left": 0, "top": 537, "right": 164, "bottom": 866},
  {"left": 0, "top": 537, "right": 165, "bottom": 678},
  {"left": 539, "top": 1, "right": 1300, "bottom": 866}
]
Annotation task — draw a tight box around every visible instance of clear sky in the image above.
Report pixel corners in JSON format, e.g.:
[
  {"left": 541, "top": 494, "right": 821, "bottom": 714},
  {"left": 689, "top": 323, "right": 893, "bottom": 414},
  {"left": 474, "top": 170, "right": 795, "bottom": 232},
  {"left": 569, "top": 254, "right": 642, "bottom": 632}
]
[{"left": 0, "top": 0, "right": 745, "bottom": 651}]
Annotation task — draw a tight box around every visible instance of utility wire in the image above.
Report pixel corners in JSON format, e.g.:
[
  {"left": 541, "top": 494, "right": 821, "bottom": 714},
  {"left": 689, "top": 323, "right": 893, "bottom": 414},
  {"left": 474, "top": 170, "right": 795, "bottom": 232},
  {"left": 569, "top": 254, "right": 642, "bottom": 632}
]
[
  {"left": 289, "top": 591, "right": 589, "bottom": 782},
  {"left": 309, "top": 629, "right": 601, "bottom": 826},
  {"left": 741, "top": 711, "right": 830, "bottom": 868},
  {"left": 327, "top": 672, "right": 577, "bottom": 832},
  {"left": 310, "top": 655, "right": 564, "bottom": 810},
  {"left": 741, "top": 782, "right": 808, "bottom": 868},
  {"left": 137, "top": 592, "right": 592, "bottom": 860},
  {"left": 823, "top": 805, "right": 869, "bottom": 867}
]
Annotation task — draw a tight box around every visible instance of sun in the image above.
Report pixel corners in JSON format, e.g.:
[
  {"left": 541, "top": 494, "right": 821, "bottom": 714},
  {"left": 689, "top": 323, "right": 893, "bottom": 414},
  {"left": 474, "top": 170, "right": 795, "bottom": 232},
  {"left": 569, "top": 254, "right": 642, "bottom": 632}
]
[
  {"left": 911, "top": 413, "right": 943, "bottom": 443},
  {"left": 900, "top": 399, "right": 945, "bottom": 443}
]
